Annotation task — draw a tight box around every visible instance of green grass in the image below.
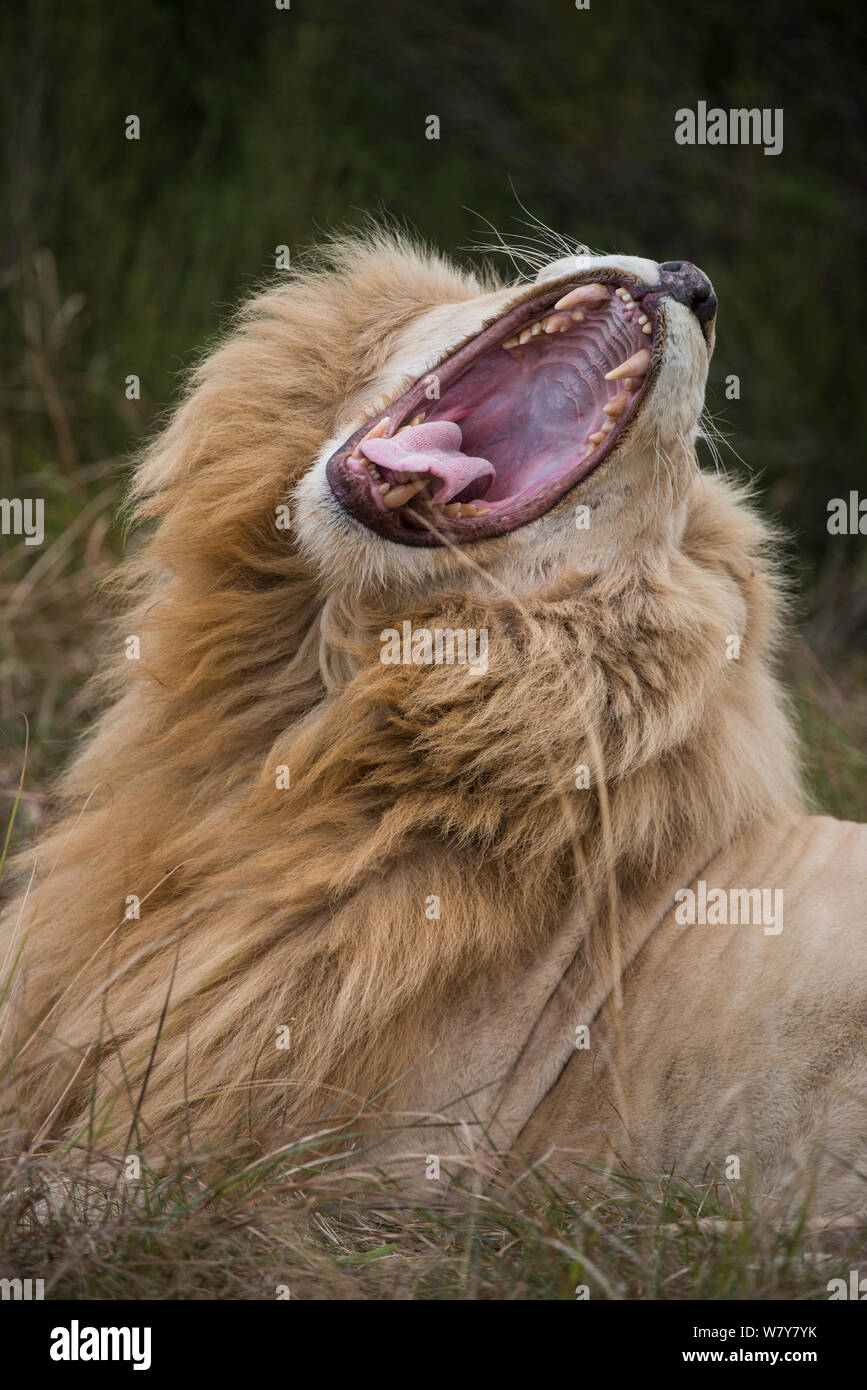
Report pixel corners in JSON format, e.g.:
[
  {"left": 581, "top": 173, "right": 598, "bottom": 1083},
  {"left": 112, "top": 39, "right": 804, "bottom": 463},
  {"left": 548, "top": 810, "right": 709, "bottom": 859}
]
[{"left": 2, "top": 1139, "right": 864, "bottom": 1301}]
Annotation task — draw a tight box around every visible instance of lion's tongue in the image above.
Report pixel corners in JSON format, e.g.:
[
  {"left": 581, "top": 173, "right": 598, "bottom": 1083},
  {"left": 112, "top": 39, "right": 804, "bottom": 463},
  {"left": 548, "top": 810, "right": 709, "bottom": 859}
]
[{"left": 359, "top": 421, "right": 495, "bottom": 504}]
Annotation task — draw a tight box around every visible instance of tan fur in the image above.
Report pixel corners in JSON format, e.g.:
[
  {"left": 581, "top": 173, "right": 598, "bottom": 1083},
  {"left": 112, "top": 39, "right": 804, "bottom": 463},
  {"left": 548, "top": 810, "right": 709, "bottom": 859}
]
[
  {"left": 2, "top": 233, "right": 854, "bottom": 1198},
  {"left": 517, "top": 814, "right": 867, "bottom": 1215}
]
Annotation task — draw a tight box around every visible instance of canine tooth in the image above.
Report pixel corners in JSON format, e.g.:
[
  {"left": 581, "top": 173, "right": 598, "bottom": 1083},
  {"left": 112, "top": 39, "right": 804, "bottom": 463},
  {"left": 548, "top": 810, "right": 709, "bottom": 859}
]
[
  {"left": 603, "top": 391, "right": 629, "bottom": 418},
  {"left": 588, "top": 430, "right": 606, "bottom": 445},
  {"left": 605, "top": 349, "right": 651, "bottom": 381},
  {"left": 637, "top": 314, "right": 648, "bottom": 325},
  {"left": 518, "top": 328, "right": 533, "bottom": 345},
  {"left": 555, "top": 283, "right": 608, "bottom": 311},
  {"left": 363, "top": 416, "right": 391, "bottom": 440},
  {"left": 383, "top": 479, "right": 428, "bottom": 509},
  {"left": 641, "top": 322, "right": 652, "bottom": 334}
]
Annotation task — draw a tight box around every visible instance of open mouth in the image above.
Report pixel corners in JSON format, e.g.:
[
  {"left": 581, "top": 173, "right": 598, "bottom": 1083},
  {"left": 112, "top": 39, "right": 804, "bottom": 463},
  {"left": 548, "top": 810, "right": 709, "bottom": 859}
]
[{"left": 326, "top": 273, "right": 666, "bottom": 546}]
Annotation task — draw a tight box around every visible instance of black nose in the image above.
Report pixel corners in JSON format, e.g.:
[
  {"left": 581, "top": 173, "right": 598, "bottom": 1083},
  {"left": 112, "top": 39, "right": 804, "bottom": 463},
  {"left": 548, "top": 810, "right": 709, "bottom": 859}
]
[{"left": 658, "top": 260, "right": 717, "bottom": 328}]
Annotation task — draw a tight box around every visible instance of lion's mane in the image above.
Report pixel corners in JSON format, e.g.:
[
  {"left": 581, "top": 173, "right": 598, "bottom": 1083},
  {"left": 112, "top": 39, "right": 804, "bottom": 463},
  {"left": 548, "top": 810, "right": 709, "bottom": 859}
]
[{"left": 1, "top": 236, "right": 802, "bottom": 1159}]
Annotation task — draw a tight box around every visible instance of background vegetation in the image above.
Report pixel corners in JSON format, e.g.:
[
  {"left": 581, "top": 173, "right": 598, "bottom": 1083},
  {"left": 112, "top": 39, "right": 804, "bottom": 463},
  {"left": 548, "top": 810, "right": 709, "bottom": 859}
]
[{"left": 0, "top": 0, "right": 864, "bottom": 1298}]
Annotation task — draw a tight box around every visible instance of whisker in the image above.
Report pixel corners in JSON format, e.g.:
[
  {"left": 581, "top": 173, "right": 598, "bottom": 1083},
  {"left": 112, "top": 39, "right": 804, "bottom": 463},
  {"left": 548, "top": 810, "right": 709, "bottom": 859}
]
[{"left": 462, "top": 209, "right": 536, "bottom": 281}]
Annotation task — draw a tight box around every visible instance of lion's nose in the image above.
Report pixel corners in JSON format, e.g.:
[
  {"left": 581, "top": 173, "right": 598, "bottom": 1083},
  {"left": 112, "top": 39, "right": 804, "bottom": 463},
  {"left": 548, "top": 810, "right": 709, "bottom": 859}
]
[{"left": 658, "top": 260, "right": 717, "bottom": 328}]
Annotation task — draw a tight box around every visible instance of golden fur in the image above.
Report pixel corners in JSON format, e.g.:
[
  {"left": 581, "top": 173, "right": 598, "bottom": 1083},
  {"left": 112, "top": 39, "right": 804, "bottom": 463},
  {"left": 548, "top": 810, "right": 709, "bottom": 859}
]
[{"left": 1, "top": 233, "right": 808, "bottom": 1165}]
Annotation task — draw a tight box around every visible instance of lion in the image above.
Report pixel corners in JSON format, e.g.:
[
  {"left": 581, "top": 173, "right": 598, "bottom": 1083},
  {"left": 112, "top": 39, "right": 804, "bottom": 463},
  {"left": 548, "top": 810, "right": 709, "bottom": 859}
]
[{"left": 1, "top": 231, "right": 865, "bottom": 1216}]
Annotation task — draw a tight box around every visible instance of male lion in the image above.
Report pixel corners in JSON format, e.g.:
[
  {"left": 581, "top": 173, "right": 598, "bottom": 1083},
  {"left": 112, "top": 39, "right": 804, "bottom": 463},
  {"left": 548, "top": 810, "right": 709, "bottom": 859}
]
[{"left": 2, "top": 233, "right": 865, "bottom": 1215}]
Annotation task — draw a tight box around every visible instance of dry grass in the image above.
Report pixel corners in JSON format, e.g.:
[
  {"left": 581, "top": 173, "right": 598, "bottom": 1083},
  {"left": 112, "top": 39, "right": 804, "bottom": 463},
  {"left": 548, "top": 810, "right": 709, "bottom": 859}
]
[{"left": 2, "top": 1131, "right": 865, "bottom": 1301}]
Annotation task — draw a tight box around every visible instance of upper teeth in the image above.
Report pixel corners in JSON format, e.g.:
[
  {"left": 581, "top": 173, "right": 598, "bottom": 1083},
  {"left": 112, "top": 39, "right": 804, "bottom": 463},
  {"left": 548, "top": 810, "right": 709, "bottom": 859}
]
[
  {"left": 604, "top": 348, "right": 651, "bottom": 381},
  {"left": 543, "top": 312, "right": 574, "bottom": 333},
  {"left": 502, "top": 281, "right": 652, "bottom": 356},
  {"left": 603, "top": 391, "right": 630, "bottom": 418},
  {"left": 353, "top": 290, "right": 655, "bottom": 521},
  {"left": 553, "top": 282, "right": 609, "bottom": 311}
]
